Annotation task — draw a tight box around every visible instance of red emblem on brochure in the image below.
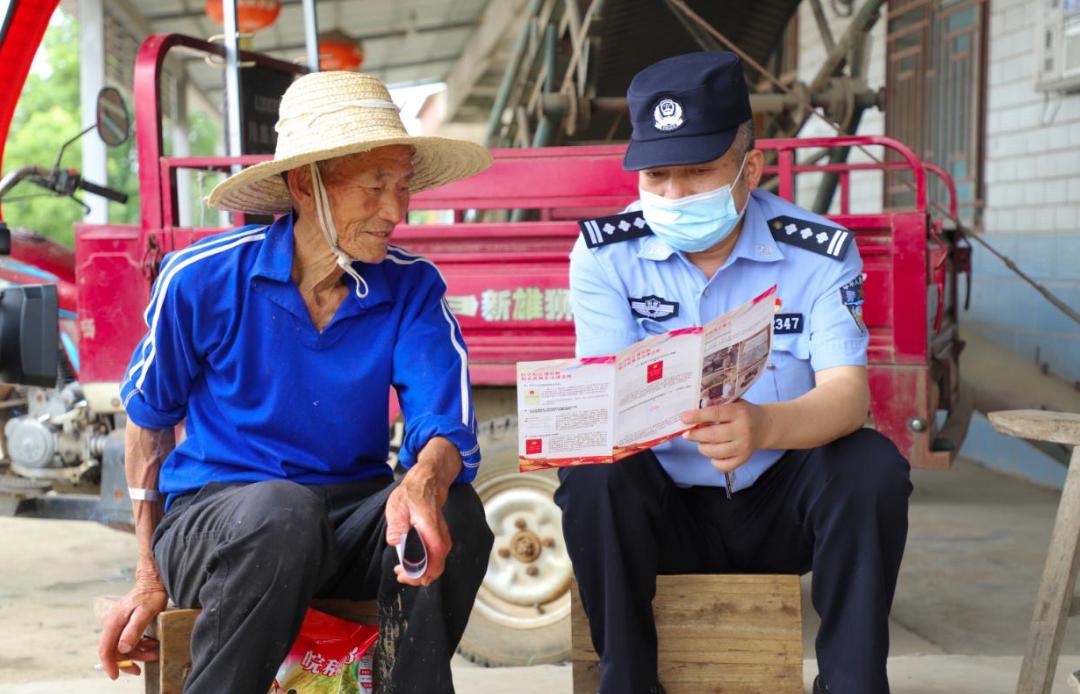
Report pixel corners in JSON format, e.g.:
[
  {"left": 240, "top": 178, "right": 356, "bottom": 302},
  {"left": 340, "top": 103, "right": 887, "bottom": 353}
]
[
  {"left": 525, "top": 438, "right": 543, "bottom": 455},
  {"left": 647, "top": 361, "right": 664, "bottom": 383}
]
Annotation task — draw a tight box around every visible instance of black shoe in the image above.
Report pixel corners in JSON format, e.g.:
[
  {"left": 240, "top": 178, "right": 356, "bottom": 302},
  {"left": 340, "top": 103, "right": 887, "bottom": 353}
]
[{"left": 813, "top": 675, "right": 828, "bottom": 693}]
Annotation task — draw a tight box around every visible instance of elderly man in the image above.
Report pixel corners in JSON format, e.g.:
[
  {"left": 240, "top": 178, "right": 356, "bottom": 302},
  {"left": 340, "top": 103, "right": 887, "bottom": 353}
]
[
  {"left": 558, "top": 52, "right": 912, "bottom": 694},
  {"left": 97, "top": 71, "right": 494, "bottom": 694}
]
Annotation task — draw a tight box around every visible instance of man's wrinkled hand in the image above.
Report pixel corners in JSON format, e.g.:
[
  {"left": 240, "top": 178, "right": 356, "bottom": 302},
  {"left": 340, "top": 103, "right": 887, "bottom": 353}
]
[
  {"left": 680, "top": 399, "right": 773, "bottom": 473},
  {"left": 97, "top": 575, "right": 167, "bottom": 679},
  {"left": 385, "top": 469, "right": 452, "bottom": 588}
]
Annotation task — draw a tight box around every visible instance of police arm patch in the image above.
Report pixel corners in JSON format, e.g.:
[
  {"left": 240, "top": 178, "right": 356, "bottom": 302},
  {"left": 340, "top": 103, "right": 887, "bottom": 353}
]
[
  {"left": 768, "top": 215, "right": 853, "bottom": 260},
  {"left": 629, "top": 295, "right": 679, "bottom": 321},
  {"left": 579, "top": 211, "right": 653, "bottom": 249},
  {"left": 839, "top": 275, "right": 867, "bottom": 335}
]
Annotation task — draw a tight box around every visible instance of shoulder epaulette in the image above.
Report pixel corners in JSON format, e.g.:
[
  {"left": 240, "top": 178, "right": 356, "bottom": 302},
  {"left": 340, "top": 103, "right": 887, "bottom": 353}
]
[
  {"left": 578, "top": 211, "right": 652, "bottom": 249},
  {"left": 768, "top": 215, "right": 853, "bottom": 260}
]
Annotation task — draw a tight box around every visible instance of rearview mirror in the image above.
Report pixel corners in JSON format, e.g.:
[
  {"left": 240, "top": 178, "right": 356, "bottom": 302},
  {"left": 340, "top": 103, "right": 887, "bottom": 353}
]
[{"left": 95, "top": 87, "right": 130, "bottom": 147}]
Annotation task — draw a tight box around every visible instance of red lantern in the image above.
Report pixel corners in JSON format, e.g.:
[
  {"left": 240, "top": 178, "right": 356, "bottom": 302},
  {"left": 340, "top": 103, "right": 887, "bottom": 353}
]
[
  {"left": 205, "top": 0, "right": 281, "bottom": 34},
  {"left": 319, "top": 30, "right": 365, "bottom": 71}
]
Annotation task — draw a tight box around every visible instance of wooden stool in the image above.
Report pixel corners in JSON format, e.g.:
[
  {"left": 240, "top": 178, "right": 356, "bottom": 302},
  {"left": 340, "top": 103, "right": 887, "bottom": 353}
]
[
  {"left": 989, "top": 410, "right": 1080, "bottom": 694},
  {"left": 95, "top": 597, "right": 377, "bottom": 694},
  {"left": 570, "top": 574, "right": 803, "bottom": 693}
]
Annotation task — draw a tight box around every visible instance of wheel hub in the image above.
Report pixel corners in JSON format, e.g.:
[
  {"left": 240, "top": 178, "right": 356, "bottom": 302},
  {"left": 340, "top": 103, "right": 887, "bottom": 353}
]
[
  {"left": 510, "top": 529, "right": 542, "bottom": 563},
  {"left": 476, "top": 478, "right": 573, "bottom": 609}
]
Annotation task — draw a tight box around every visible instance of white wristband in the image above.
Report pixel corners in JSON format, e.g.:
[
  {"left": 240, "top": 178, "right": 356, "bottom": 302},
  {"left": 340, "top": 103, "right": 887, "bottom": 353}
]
[{"left": 128, "top": 488, "right": 160, "bottom": 502}]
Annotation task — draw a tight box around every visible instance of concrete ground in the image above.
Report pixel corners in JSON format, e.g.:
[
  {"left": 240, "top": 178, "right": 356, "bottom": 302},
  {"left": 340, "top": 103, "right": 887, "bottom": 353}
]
[{"left": 2, "top": 458, "right": 1080, "bottom": 693}]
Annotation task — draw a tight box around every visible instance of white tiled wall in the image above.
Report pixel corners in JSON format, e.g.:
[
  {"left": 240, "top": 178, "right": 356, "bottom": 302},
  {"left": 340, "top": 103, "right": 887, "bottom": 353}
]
[
  {"left": 975, "top": 0, "right": 1080, "bottom": 382},
  {"left": 983, "top": 0, "right": 1080, "bottom": 237}
]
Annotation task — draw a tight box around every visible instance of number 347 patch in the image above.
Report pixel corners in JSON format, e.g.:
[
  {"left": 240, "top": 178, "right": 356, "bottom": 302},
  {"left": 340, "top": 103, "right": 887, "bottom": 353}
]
[{"left": 773, "top": 313, "right": 803, "bottom": 334}]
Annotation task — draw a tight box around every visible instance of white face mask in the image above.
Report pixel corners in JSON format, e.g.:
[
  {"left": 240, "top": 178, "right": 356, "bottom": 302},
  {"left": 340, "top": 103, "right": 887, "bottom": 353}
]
[
  {"left": 309, "top": 163, "right": 369, "bottom": 298},
  {"left": 638, "top": 155, "right": 749, "bottom": 253}
]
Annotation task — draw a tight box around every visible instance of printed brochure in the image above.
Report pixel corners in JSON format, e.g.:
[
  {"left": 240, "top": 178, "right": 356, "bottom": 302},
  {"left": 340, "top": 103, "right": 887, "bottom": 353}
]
[{"left": 517, "top": 285, "right": 777, "bottom": 471}]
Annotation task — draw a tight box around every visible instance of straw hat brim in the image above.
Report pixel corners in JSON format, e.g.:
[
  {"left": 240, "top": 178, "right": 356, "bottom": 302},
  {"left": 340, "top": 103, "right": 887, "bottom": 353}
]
[{"left": 207, "top": 135, "right": 493, "bottom": 215}]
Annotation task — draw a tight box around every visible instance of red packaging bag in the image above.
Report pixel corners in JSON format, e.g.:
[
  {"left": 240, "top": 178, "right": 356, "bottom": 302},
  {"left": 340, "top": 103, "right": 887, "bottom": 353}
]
[{"left": 270, "top": 608, "right": 379, "bottom": 694}]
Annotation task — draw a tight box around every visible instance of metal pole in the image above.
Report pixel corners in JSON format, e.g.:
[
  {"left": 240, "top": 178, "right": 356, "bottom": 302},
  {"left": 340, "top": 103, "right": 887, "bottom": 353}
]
[
  {"left": 302, "top": 0, "right": 320, "bottom": 72},
  {"left": 542, "top": 21, "right": 556, "bottom": 93},
  {"left": 811, "top": 106, "right": 865, "bottom": 213},
  {"left": 485, "top": 0, "right": 543, "bottom": 147},
  {"left": 530, "top": 21, "right": 557, "bottom": 147},
  {"left": 814, "top": 36, "right": 870, "bottom": 213},
  {"left": 511, "top": 21, "right": 557, "bottom": 222},
  {"left": 79, "top": 0, "right": 108, "bottom": 224},
  {"left": 173, "top": 79, "right": 192, "bottom": 227},
  {"left": 808, "top": 0, "right": 886, "bottom": 95},
  {"left": 808, "top": 0, "right": 837, "bottom": 53},
  {"left": 222, "top": 0, "right": 243, "bottom": 159}
]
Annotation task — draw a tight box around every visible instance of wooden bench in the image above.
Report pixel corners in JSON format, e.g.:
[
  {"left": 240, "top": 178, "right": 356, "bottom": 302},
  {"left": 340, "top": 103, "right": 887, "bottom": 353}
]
[
  {"left": 95, "top": 597, "right": 378, "bottom": 694},
  {"left": 570, "top": 574, "right": 803, "bottom": 693},
  {"left": 989, "top": 410, "right": 1080, "bottom": 694}
]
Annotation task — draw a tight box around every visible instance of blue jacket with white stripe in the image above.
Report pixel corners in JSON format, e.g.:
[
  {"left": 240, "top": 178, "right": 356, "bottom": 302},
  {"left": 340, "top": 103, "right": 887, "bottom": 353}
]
[{"left": 120, "top": 213, "right": 480, "bottom": 505}]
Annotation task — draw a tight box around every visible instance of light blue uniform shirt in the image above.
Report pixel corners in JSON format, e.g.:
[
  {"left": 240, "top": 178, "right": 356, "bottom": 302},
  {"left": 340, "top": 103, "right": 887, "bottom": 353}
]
[
  {"left": 569, "top": 189, "right": 868, "bottom": 490},
  {"left": 121, "top": 214, "right": 481, "bottom": 506}
]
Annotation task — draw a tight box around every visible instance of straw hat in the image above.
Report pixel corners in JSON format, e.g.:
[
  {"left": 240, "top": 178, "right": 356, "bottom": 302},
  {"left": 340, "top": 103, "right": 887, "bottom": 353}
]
[{"left": 207, "top": 71, "right": 492, "bottom": 215}]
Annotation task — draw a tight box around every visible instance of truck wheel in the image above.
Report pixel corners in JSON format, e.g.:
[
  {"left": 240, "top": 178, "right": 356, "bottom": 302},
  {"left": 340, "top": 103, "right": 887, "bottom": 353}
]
[{"left": 458, "top": 417, "right": 572, "bottom": 666}]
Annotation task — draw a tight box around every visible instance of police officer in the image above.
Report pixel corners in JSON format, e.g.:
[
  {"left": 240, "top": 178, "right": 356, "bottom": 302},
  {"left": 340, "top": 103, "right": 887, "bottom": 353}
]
[{"left": 557, "top": 52, "right": 912, "bottom": 694}]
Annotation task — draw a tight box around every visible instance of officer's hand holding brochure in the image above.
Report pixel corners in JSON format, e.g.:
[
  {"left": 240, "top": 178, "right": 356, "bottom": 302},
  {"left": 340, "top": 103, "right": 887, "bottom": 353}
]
[{"left": 517, "top": 285, "right": 777, "bottom": 471}]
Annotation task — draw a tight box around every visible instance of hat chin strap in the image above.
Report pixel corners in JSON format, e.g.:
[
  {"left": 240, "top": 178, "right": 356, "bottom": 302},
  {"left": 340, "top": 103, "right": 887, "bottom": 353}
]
[{"left": 309, "top": 163, "right": 370, "bottom": 299}]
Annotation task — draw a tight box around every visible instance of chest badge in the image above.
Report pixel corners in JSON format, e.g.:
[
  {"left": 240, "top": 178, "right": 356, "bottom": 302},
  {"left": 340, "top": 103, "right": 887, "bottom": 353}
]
[{"left": 629, "top": 295, "right": 680, "bottom": 321}]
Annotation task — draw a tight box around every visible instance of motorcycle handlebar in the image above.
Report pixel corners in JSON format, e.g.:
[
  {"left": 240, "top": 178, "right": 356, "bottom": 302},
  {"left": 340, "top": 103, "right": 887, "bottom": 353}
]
[
  {"left": 78, "top": 178, "right": 128, "bottom": 204},
  {"left": 0, "top": 166, "right": 51, "bottom": 199}
]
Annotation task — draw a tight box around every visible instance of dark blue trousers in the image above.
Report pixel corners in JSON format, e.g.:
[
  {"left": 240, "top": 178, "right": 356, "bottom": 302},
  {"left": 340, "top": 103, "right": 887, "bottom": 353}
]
[{"left": 555, "top": 429, "right": 912, "bottom": 694}]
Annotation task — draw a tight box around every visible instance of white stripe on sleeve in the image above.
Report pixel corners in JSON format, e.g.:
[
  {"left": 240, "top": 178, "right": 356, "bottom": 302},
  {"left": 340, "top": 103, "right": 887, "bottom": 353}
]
[
  {"left": 135, "top": 232, "right": 266, "bottom": 390},
  {"left": 133, "top": 227, "right": 268, "bottom": 372},
  {"left": 384, "top": 246, "right": 472, "bottom": 427}
]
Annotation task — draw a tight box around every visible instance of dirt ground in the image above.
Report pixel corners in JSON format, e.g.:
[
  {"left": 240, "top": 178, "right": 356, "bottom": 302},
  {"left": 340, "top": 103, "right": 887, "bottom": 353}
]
[{"left": 3, "top": 458, "right": 1080, "bottom": 693}]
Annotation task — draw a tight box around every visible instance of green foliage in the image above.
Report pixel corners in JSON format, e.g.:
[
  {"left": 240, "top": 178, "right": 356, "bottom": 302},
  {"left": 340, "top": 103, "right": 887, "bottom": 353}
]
[
  {"left": 2, "top": 106, "right": 83, "bottom": 246},
  {"left": 2, "top": 9, "right": 143, "bottom": 244},
  {"left": 166, "top": 109, "right": 226, "bottom": 226},
  {"left": 8, "top": 13, "right": 80, "bottom": 126},
  {"left": 2, "top": 10, "right": 84, "bottom": 246},
  {"left": 188, "top": 110, "right": 221, "bottom": 158},
  {"left": 3, "top": 8, "right": 233, "bottom": 242},
  {"left": 106, "top": 132, "right": 140, "bottom": 228}
]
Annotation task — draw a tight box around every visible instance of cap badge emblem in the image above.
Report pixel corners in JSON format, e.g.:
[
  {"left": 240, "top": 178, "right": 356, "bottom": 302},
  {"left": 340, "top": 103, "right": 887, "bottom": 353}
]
[{"left": 653, "top": 98, "right": 684, "bottom": 131}]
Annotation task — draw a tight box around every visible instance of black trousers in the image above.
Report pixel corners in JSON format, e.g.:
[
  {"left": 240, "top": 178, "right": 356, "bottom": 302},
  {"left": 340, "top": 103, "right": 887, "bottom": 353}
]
[
  {"left": 555, "top": 429, "right": 912, "bottom": 694},
  {"left": 152, "top": 476, "right": 494, "bottom": 694}
]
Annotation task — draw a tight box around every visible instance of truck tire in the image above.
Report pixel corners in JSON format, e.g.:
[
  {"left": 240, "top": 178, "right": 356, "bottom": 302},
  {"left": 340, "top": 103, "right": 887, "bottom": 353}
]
[{"left": 458, "top": 416, "right": 572, "bottom": 666}]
